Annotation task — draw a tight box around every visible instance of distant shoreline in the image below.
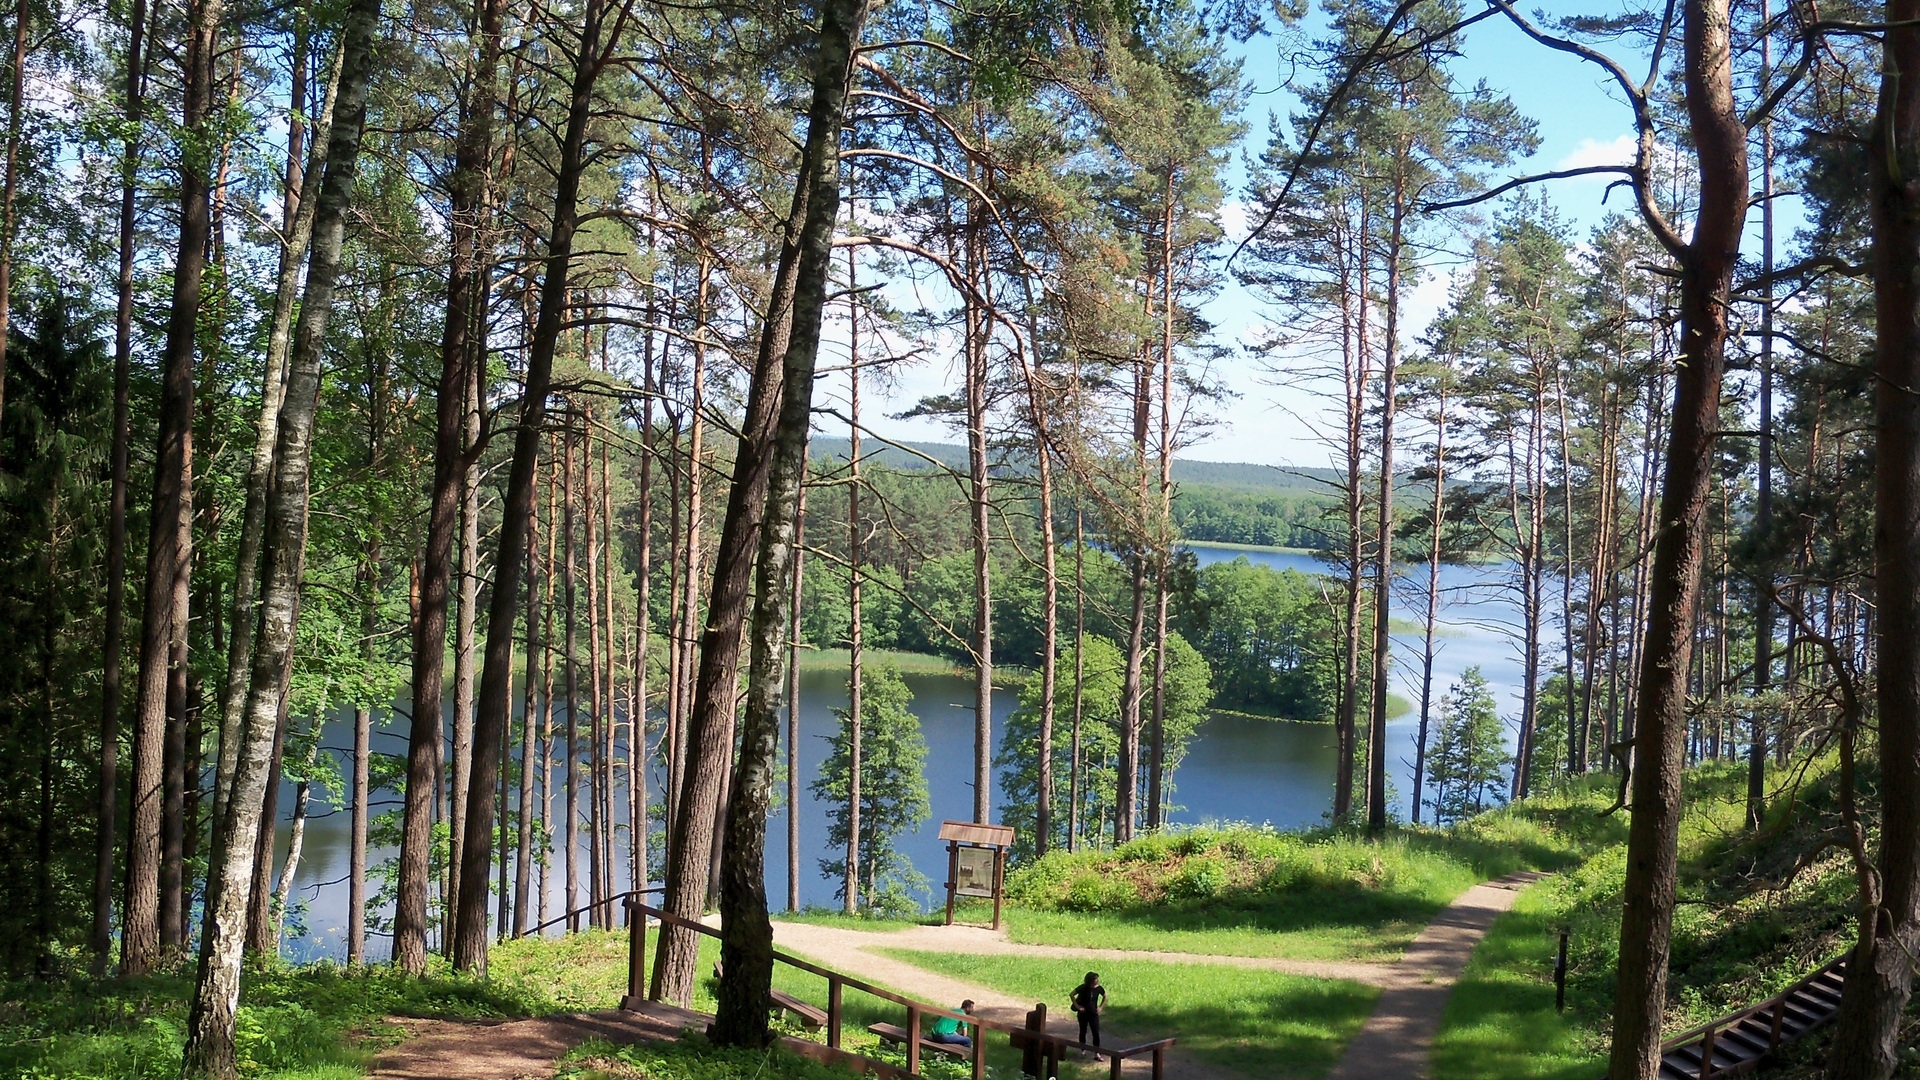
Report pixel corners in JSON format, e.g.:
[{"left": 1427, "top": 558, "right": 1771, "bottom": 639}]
[{"left": 1181, "top": 539, "right": 1325, "bottom": 556}]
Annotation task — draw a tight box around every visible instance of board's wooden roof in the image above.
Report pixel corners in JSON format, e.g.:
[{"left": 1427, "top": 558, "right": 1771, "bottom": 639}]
[{"left": 938, "top": 820, "right": 1015, "bottom": 846}]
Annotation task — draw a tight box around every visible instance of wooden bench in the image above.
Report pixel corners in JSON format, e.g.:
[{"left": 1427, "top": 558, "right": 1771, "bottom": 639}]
[
  {"left": 868, "top": 1022, "right": 972, "bottom": 1060},
  {"left": 771, "top": 989, "right": 827, "bottom": 1030}
]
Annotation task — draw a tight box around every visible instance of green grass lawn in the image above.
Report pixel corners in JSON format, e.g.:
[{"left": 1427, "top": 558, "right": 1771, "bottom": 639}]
[
  {"left": 875, "top": 949, "right": 1378, "bottom": 1080},
  {"left": 769, "top": 909, "right": 929, "bottom": 932}
]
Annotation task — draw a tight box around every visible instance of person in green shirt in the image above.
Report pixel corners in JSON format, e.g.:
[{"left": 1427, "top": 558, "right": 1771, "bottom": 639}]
[{"left": 928, "top": 1000, "right": 975, "bottom": 1048}]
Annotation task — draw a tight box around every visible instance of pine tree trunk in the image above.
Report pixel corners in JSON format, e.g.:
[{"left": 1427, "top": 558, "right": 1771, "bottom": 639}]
[
  {"left": 1826, "top": 10, "right": 1920, "bottom": 1072},
  {"left": 967, "top": 241, "right": 993, "bottom": 826},
  {"left": 652, "top": 149, "right": 807, "bottom": 1015},
  {"left": 563, "top": 420, "right": 582, "bottom": 927},
  {"left": 515, "top": 475, "right": 543, "bottom": 936},
  {"left": 0, "top": 0, "right": 31, "bottom": 435},
  {"left": 1367, "top": 198, "right": 1405, "bottom": 835},
  {"left": 845, "top": 321, "right": 862, "bottom": 912},
  {"left": 126, "top": 0, "right": 221, "bottom": 975},
  {"left": 182, "top": 0, "right": 378, "bottom": 1062},
  {"left": 1147, "top": 169, "right": 1176, "bottom": 831},
  {"left": 712, "top": 0, "right": 868, "bottom": 1037},
  {"left": 450, "top": 0, "right": 614, "bottom": 967},
  {"left": 96, "top": 0, "right": 150, "bottom": 973},
  {"left": 585, "top": 406, "right": 606, "bottom": 927},
  {"left": 396, "top": 0, "right": 499, "bottom": 972},
  {"left": 1608, "top": 5, "right": 1746, "bottom": 1074}
]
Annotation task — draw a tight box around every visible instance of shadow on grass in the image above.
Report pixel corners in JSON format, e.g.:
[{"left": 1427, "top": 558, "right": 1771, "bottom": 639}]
[
  {"left": 872, "top": 949, "right": 1378, "bottom": 1080},
  {"left": 0, "top": 960, "right": 551, "bottom": 1080}
]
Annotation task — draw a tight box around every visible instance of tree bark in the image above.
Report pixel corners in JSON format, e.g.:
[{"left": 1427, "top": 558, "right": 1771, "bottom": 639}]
[
  {"left": 1826, "top": 8, "right": 1920, "bottom": 1072},
  {"left": 712, "top": 0, "right": 869, "bottom": 1039},
  {"left": 515, "top": 467, "right": 543, "bottom": 936},
  {"left": 396, "top": 0, "right": 502, "bottom": 971},
  {"left": 182, "top": 0, "right": 379, "bottom": 1062},
  {"left": 846, "top": 308, "right": 863, "bottom": 912},
  {"left": 448, "top": 354, "right": 481, "bottom": 945},
  {"left": 213, "top": 20, "right": 330, "bottom": 854},
  {"left": 96, "top": 0, "right": 150, "bottom": 974},
  {"left": 652, "top": 12, "right": 819, "bottom": 1010},
  {"left": 1367, "top": 195, "right": 1405, "bottom": 835},
  {"left": 967, "top": 232, "right": 993, "bottom": 826},
  {"left": 1607, "top": 4, "right": 1746, "bottom": 1076},
  {"left": 0, "top": 0, "right": 31, "bottom": 436},
  {"left": 563, "top": 420, "right": 582, "bottom": 926},
  {"left": 450, "top": 0, "right": 620, "bottom": 970},
  {"left": 125, "top": 0, "right": 221, "bottom": 976}
]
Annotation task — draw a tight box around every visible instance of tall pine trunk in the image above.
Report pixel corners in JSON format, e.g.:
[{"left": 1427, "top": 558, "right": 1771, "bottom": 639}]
[
  {"left": 1607, "top": 4, "right": 1747, "bottom": 1074},
  {"left": 126, "top": 0, "right": 221, "bottom": 975},
  {"left": 712, "top": 0, "right": 869, "bottom": 1040},
  {"left": 1826, "top": 8, "right": 1920, "bottom": 1072},
  {"left": 95, "top": 0, "right": 149, "bottom": 972},
  {"left": 449, "top": 0, "right": 622, "bottom": 970},
  {"left": 396, "top": 0, "right": 501, "bottom": 970}
]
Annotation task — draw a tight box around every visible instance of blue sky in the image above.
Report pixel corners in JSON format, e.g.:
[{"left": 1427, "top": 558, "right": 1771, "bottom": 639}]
[{"left": 851, "top": 4, "right": 1788, "bottom": 469}]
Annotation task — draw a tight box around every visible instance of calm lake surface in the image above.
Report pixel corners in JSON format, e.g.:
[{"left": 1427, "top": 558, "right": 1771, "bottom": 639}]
[{"left": 272, "top": 544, "right": 1545, "bottom": 961}]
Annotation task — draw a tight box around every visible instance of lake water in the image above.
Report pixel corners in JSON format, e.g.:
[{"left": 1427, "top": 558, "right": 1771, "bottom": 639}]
[{"left": 269, "top": 544, "right": 1547, "bottom": 962}]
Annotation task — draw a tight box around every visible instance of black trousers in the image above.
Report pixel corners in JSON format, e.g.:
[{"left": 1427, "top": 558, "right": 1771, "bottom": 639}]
[{"left": 1076, "top": 1010, "right": 1100, "bottom": 1046}]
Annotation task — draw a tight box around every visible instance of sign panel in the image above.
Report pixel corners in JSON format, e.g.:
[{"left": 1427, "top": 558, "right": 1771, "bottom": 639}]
[{"left": 954, "top": 845, "right": 997, "bottom": 898}]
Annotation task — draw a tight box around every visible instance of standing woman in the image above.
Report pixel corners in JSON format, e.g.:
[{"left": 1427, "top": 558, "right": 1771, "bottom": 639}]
[{"left": 1070, "top": 972, "right": 1105, "bottom": 1047}]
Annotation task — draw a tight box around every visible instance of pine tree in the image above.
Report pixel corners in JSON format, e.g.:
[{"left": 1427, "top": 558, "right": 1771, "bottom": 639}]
[{"left": 811, "top": 665, "right": 929, "bottom": 916}]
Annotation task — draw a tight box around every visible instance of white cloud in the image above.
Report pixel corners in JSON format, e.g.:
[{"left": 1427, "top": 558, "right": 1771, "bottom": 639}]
[{"left": 1554, "top": 134, "right": 1636, "bottom": 171}]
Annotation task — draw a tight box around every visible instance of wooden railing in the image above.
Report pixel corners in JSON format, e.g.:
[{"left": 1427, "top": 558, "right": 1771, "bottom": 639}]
[
  {"left": 623, "top": 896, "right": 1174, "bottom": 1079},
  {"left": 514, "top": 887, "right": 662, "bottom": 939},
  {"left": 1628, "top": 955, "right": 1848, "bottom": 1079}
]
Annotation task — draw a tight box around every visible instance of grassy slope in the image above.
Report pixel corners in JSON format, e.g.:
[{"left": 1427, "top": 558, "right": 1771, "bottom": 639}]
[
  {"left": 1434, "top": 763, "right": 1864, "bottom": 1080},
  {"left": 1001, "top": 800, "right": 1602, "bottom": 963},
  {"left": 874, "top": 950, "right": 1377, "bottom": 1080}
]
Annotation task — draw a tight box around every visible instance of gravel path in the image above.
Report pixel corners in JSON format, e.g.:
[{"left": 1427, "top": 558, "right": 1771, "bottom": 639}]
[
  {"left": 1321, "top": 871, "right": 1547, "bottom": 1080},
  {"left": 364, "top": 1003, "right": 700, "bottom": 1080}
]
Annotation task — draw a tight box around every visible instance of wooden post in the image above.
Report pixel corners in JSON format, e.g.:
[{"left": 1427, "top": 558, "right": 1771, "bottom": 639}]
[
  {"left": 972, "top": 1019, "right": 986, "bottom": 1080},
  {"left": 625, "top": 897, "right": 646, "bottom": 1004},
  {"left": 907, "top": 1004, "right": 921, "bottom": 1075},
  {"left": 1022, "top": 1003, "right": 1046, "bottom": 1077},
  {"left": 992, "top": 848, "right": 1005, "bottom": 930},
  {"left": 1700, "top": 1024, "right": 1716, "bottom": 1078},
  {"left": 1152, "top": 1045, "right": 1165, "bottom": 1080},
  {"left": 1770, "top": 999, "right": 1784, "bottom": 1049},
  {"left": 828, "top": 977, "right": 843, "bottom": 1049},
  {"left": 945, "top": 841, "right": 959, "bottom": 926},
  {"left": 1554, "top": 929, "right": 1568, "bottom": 1012},
  {"left": 1108, "top": 1051, "right": 1122, "bottom": 1080}
]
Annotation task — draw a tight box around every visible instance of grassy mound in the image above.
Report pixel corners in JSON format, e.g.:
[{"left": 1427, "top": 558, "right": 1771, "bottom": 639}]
[{"left": 1001, "top": 798, "right": 1610, "bottom": 961}]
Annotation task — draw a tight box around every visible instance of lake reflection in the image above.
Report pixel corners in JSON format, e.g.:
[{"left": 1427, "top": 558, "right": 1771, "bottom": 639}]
[{"left": 268, "top": 544, "right": 1542, "bottom": 961}]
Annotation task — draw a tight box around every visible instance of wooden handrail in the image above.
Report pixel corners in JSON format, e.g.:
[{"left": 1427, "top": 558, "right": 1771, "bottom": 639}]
[
  {"left": 1658, "top": 955, "right": 1845, "bottom": 1051},
  {"left": 515, "top": 887, "right": 662, "bottom": 939},
  {"left": 623, "top": 895, "right": 1174, "bottom": 1072}
]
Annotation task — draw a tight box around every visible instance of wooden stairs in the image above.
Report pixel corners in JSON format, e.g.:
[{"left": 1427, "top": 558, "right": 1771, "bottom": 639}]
[{"left": 1651, "top": 957, "right": 1847, "bottom": 1079}]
